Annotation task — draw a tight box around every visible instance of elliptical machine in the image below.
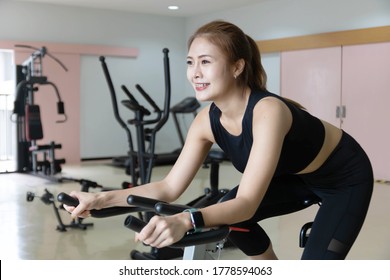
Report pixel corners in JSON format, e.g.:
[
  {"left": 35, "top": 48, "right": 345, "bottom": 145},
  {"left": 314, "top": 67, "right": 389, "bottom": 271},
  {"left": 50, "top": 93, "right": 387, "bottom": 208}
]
[
  {"left": 99, "top": 49, "right": 172, "bottom": 187},
  {"left": 99, "top": 49, "right": 230, "bottom": 259}
]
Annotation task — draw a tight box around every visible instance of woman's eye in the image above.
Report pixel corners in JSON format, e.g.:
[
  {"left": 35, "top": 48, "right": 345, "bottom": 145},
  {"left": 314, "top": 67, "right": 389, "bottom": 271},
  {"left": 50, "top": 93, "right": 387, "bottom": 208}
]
[
  {"left": 186, "top": 60, "right": 193, "bottom": 66},
  {"left": 201, "top": 60, "right": 210, "bottom": 64}
]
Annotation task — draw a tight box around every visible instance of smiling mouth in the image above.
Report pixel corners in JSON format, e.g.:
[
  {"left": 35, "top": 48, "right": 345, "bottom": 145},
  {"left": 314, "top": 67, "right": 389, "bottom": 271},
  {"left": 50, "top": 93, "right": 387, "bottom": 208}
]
[{"left": 195, "top": 83, "right": 209, "bottom": 90}]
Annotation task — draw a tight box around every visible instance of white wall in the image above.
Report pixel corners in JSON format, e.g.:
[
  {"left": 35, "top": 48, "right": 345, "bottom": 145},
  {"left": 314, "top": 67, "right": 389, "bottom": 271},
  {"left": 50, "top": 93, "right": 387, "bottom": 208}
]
[
  {"left": 184, "top": 0, "right": 390, "bottom": 95},
  {"left": 186, "top": 0, "right": 390, "bottom": 40},
  {"left": 1, "top": 0, "right": 389, "bottom": 159},
  {"left": 0, "top": 1, "right": 188, "bottom": 158}
]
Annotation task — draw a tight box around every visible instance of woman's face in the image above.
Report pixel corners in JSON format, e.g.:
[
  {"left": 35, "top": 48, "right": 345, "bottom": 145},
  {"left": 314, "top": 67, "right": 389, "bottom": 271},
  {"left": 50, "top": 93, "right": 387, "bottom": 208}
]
[{"left": 187, "top": 37, "right": 236, "bottom": 102}]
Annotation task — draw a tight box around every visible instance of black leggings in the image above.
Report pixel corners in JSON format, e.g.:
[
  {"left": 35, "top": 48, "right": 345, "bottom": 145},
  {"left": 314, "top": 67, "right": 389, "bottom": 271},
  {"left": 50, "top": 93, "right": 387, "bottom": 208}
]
[{"left": 220, "top": 131, "right": 373, "bottom": 259}]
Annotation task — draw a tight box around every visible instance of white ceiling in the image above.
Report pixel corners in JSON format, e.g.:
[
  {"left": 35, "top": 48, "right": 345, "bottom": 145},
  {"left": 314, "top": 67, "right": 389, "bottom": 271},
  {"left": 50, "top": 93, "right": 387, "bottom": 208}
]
[{"left": 10, "top": 0, "right": 270, "bottom": 17}]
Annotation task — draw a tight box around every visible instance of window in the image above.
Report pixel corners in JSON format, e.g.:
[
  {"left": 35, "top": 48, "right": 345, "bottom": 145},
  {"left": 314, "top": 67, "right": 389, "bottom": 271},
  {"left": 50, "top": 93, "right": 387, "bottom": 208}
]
[{"left": 0, "top": 50, "right": 16, "bottom": 172}]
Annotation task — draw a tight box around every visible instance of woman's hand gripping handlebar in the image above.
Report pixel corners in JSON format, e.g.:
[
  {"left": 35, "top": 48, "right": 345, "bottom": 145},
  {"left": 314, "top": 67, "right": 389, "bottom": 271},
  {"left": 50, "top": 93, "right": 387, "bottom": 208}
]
[
  {"left": 57, "top": 192, "right": 145, "bottom": 218},
  {"left": 124, "top": 195, "right": 230, "bottom": 248}
]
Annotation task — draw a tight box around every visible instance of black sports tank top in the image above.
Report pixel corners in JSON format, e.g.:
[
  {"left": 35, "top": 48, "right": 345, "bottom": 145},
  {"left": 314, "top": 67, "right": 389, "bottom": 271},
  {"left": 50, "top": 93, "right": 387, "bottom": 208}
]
[{"left": 209, "top": 90, "right": 325, "bottom": 175}]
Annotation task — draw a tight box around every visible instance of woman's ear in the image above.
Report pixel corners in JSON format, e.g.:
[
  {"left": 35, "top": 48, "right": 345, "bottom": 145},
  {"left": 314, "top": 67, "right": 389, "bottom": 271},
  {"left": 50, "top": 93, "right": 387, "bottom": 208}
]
[{"left": 233, "top": 58, "right": 245, "bottom": 78}]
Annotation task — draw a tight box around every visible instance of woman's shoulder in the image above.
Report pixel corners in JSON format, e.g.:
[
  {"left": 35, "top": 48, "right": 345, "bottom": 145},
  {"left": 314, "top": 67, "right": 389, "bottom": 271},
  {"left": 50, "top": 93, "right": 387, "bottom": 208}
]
[
  {"left": 251, "top": 89, "right": 281, "bottom": 101},
  {"left": 192, "top": 104, "right": 213, "bottom": 126},
  {"left": 188, "top": 104, "right": 216, "bottom": 143},
  {"left": 250, "top": 90, "right": 288, "bottom": 113},
  {"left": 252, "top": 93, "right": 293, "bottom": 132}
]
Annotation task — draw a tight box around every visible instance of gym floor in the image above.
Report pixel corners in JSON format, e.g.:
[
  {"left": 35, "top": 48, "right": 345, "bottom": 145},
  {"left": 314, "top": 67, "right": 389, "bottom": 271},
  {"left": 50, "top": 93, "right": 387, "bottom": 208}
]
[{"left": 0, "top": 160, "right": 389, "bottom": 260}]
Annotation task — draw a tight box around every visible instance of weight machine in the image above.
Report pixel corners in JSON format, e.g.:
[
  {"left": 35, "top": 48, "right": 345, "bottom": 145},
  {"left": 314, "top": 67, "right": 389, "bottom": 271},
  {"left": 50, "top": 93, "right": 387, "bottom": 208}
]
[{"left": 13, "top": 45, "right": 67, "bottom": 179}]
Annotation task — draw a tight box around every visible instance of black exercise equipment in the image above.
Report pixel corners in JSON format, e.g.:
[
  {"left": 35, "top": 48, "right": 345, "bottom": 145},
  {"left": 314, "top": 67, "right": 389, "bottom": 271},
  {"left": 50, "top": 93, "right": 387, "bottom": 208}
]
[
  {"left": 170, "top": 96, "right": 200, "bottom": 147},
  {"left": 126, "top": 190, "right": 321, "bottom": 258},
  {"left": 57, "top": 192, "right": 230, "bottom": 260},
  {"left": 100, "top": 50, "right": 172, "bottom": 186},
  {"left": 100, "top": 49, "right": 203, "bottom": 187},
  {"left": 27, "top": 189, "right": 93, "bottom": 231},
  {"left": 125, "top": 195, "right": 230, "bottom": 260},
  {"left": 102, "top": 58, "right": 200, "bottom": 171},
  {"left": 300, "top": 221, "right": 314, "bottom": 248},
  {"left": 13, "top": 45, "right": 67, "bottom": 180},
  {"left": 126, "top": 148, "right": 232, "bottom": 260},
  {"left": 299, "top": 197, "right": 322, "bottom": 248},
  {"left": 26, "top": 180, "right": 110, "bottom": 232},
  {"left": 25, "top": 178, "right": 138, "bottom": 233},
  {"left": 126, "top": 191, "right": 322, "bottom": 258},
  {"left": 57, "top": 192, "right": 143, "bottom": 218},
  {"left": 56, "top": 185, "right": 321, "bottom": 258}
]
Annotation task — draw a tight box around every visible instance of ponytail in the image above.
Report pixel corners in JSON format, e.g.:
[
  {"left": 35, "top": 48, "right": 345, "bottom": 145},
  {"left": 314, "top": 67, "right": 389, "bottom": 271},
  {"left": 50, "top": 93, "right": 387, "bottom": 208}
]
[
  {"left": 245, "top": 35, "right": 267, "bottom": 91},
  {"left": 246, "top": 35, "right": 305, "bottom": 109}
]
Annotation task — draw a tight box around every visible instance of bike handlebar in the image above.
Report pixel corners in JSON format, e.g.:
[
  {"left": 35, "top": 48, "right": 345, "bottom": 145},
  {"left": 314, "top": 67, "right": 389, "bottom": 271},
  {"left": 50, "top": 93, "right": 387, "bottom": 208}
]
[
  {"left": 125, "top": 194, "right": 230, "bottom": 248},
  {"left": 57, "top": 192, "right": 143, "bottom": 218},
  {"left": 58, "top": 192, "right": 230, "bottom": 249}
]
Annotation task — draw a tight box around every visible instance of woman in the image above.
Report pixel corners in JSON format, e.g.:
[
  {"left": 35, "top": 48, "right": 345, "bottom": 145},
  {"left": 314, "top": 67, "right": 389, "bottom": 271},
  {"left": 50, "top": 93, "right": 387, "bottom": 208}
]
[{"left": 65, "top": 20, "right": 373, "bottom": 260}]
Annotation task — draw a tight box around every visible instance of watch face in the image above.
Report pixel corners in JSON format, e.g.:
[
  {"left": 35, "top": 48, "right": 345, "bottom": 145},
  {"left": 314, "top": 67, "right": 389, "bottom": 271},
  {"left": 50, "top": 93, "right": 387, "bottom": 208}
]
[
  {"left": 192, "top": 211, "right": 205, "bottom": 229},
  {"left": 184, "top": 208, "right": 205, "bottom": 233}
]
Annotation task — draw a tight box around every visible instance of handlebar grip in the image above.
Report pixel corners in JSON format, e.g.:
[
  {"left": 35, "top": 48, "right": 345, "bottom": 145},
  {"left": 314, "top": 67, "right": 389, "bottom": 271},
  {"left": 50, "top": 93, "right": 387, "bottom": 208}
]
[
  {"left": 135, "top": 84, "right": 160, "bottom": 112},
  {"left": 121, "top": 85, "right": 139, "bottom": 105},
  {"left": 57, "top": 192, "right": 140, "bottom": 218},
  {"left": 124, "top": 215, "right": 147, "bottom": 233},
  {"left": 57, "top": 192, "right": 79, "bottom": 207},
  {"left": 127, "top": 195, "right": 166, "bottom": 209},
  {"left": 154, "top": 202, "right": 189, "bottom": 215},
  {"left": 57, "top": 101, "right": 65, "bottom": 114},
  {"left": 123, "top": 213, "right": 231, "bottom": 249}
]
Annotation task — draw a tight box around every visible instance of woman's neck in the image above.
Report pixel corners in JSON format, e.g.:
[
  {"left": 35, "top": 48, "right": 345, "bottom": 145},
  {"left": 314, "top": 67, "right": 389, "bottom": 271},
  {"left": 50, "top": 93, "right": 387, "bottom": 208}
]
[
  {"left": 215, "top": 87, "right": 251, "bottom": 119},
  {"left": 216, "top": 87, "right": 251, "bottom": 136}
]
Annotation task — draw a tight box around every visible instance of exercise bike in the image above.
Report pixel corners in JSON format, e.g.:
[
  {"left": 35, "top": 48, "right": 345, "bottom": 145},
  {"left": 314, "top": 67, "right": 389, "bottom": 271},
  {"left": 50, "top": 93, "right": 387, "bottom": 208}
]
[
  {"left": 57, "top": 190, "right": 321, "bottom": 260},
  {"left": 57, "top": 192, "right": 230, "bottom": 260},
  {"left": 124, "top": 191, "right": 322, "bottom": 259}
]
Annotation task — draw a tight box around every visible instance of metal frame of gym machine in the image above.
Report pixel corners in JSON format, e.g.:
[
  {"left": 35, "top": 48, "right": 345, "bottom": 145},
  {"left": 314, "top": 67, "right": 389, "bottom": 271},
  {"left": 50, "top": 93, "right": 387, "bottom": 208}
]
[{"left": 13, "top": 45, "right": 67, "bottom": 180}]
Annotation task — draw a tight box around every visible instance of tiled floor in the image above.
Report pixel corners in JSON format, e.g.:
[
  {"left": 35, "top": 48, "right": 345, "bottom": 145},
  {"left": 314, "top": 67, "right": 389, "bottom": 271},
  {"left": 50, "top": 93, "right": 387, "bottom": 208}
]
[{"left": 0, "top": 160, "right": 389, "bottom": 260}]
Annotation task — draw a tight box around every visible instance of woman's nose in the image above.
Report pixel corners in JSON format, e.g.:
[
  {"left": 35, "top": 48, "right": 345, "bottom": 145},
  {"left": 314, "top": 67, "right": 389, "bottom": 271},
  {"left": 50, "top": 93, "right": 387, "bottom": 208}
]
[{"left": 193, "top": 68, "right": 202, "bottom": 79}]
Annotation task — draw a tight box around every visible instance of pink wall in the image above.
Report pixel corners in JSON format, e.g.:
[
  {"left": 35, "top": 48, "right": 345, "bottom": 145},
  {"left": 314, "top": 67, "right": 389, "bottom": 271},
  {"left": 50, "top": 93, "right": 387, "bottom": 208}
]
[
  {"left": 341, "top": 42, "right": 390, "bottom": 180},
  {"left": 281, "top": 47, "right": 342, "bottom": 127},
  {"left": 281, "top": 43, "right": 390, "bottom": 180},
  {"left": 1, "top": 41, "right": 138, "bottom": 164}
]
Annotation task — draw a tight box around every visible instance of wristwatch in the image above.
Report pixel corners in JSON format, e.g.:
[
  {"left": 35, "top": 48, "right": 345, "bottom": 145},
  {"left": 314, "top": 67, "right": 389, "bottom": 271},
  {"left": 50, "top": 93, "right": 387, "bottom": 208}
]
[{"left": 184, "top": 208, "right": 205, "bottom": 233}]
